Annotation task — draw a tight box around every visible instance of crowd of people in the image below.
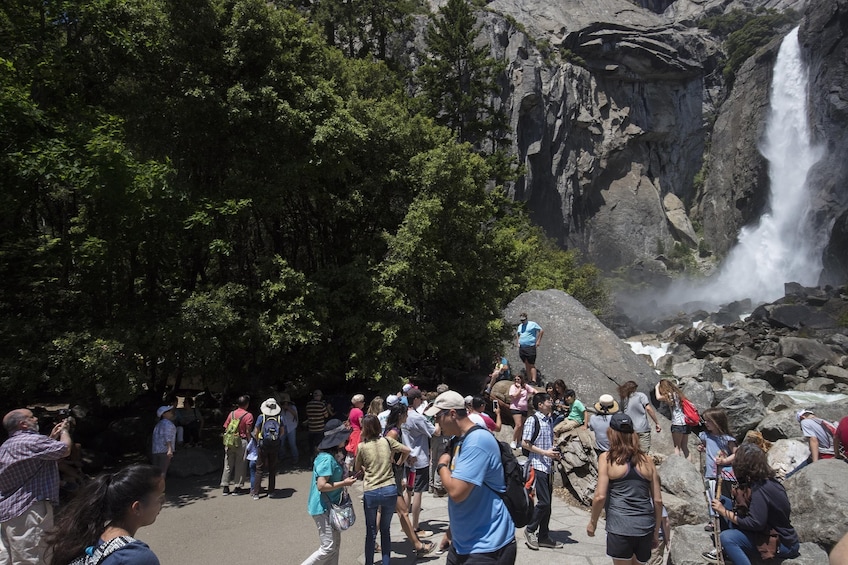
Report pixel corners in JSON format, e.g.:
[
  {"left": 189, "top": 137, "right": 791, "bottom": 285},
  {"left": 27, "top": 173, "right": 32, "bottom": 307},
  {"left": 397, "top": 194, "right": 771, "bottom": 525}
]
[{"left": 2, "top": 311, "right": 846, "bottom": 564}]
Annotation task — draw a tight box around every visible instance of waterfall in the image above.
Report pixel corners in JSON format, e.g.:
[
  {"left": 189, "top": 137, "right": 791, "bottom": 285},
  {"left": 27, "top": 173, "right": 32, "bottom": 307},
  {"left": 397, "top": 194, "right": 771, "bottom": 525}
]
[{"left": 677, "top": 27, "right": 824, "bottom": 307}]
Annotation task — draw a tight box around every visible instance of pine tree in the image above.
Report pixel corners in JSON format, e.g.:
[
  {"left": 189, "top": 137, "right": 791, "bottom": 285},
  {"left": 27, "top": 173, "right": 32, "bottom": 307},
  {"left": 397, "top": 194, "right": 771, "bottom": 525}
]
[{"left": 417, "top": 0, "right": 505, "bottom": 150}]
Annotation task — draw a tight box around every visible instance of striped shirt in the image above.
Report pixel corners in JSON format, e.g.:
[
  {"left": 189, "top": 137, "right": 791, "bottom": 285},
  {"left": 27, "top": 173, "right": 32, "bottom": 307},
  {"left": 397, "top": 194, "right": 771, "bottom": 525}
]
[
  {"left": 0, "top": 430, "right": 69, "bottom": 521},
  {"left": 523, "top": 413, "right": 554, "bottom": 474},
  {"left": 306, "top": 400, "right": 330, "bottom": 433}
]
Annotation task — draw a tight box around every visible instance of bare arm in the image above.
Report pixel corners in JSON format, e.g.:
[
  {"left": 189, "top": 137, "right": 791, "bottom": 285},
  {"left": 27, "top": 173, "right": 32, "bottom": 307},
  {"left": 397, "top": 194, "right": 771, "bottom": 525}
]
[
  {"left": 588, "top": 453, "right": 609, "bottom": 536},
  {"left": 536, "top": 328, "right": 544, "bottom": 346},
  {"left": 809, "top": 436, "right": 820, "bottom": 462},
  {"left": 645, "top": 404, "right": 661, "bottom": 432}
]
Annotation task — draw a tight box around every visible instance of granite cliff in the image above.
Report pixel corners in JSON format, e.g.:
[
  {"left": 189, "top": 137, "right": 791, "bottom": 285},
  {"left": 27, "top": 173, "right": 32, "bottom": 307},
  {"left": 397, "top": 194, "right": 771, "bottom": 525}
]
[{"left": 420, "top": 0, "right": 847, "bottom": 288}]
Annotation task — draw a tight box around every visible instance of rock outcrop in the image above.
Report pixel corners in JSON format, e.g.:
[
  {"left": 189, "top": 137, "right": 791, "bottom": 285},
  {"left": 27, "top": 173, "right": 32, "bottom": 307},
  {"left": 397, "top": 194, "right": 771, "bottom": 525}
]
[{"left": 502, "top": 289, "right": 659, "bottom": 404}]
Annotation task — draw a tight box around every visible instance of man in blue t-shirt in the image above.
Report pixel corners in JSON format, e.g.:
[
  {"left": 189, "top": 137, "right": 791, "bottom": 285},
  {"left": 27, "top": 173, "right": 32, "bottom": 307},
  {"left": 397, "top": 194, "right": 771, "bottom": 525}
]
[
  {"left": 515, "top": 313, "right": 543, "bottom": 384},
  {"left": 426, "top": 391, "right": 516, "bottom": 565}
]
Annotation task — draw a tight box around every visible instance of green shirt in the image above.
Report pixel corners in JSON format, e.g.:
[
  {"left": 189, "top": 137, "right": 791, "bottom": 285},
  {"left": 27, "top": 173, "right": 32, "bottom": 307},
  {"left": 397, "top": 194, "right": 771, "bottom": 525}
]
[
  {"left": 307, "top": 452, "right": 343, "bottom": 516},
  {"left": 568, "top": 399, "right": 585, "bottom": 424}
]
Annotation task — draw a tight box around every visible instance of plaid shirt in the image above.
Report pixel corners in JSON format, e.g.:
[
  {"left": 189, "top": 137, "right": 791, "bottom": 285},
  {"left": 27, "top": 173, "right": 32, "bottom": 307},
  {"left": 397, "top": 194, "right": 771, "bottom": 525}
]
[
  {"left": 523, "top": 413, "right": 554, "bottom": 474},
  {"left": 0, "top": 430, "right": 69, "bottom": 521}
]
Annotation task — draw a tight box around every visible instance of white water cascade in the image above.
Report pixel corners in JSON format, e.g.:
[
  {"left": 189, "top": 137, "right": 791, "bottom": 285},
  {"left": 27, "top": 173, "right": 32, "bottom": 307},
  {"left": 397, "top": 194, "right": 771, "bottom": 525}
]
[{"left": 680, "top": 27, "right": 824, "bottom": 307}]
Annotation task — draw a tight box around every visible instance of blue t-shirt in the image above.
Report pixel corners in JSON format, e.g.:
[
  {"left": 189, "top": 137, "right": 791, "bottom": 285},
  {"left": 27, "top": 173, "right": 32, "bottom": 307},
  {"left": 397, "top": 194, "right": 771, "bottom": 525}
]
[
  {"left": 516, "top": 321, "right": 541, "bottom": 347},
  {"left": 448, "top": 429, "right": 515, "bottom": 555},
  {"left": 307, "top": 452, "right": 344, "bottom": 516},
  {"left": 99, "top": 540, "right": 159, "bottom": 565},
  {"left": 698, "top": 431, "right": 736, "bottom": 479}
]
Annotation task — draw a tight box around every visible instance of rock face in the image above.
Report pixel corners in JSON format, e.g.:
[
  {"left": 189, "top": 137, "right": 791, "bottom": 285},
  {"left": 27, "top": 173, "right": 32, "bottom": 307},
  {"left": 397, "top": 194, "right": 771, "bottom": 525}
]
[
  {"left": 423, "top": 0, "right": 847, "bottom": 283},
  {"left": 503, "top": 289, "right": 659, "bottom": 404},
  {"left": 801, "top": 0, "right": 848, "bottom": 285}
]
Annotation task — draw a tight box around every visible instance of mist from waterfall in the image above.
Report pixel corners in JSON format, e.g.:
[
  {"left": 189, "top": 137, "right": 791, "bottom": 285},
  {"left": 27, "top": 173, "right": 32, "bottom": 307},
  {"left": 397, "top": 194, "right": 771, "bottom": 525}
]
[{"left": 664, "top": 27, "right": 824, "bottom": 310}]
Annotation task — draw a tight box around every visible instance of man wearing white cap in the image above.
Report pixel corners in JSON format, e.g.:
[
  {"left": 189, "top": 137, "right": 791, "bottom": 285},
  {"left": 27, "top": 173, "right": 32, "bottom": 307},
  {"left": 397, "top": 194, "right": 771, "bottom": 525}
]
[
  {"left": 796, "top": 409, "right": 835, "bottom": 462},
  {"left": 427, "top": 391, "right": 517, "bottom": 564},
  {"left": 378, "top": 394, "right": 400, "bottom": 432}
]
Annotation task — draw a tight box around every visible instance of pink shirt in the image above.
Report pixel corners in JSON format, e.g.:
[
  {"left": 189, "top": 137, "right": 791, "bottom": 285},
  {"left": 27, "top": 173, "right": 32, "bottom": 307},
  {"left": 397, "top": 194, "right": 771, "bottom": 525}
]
[{"left": 509, "top": 383, "right": 534, "bottom": 411}]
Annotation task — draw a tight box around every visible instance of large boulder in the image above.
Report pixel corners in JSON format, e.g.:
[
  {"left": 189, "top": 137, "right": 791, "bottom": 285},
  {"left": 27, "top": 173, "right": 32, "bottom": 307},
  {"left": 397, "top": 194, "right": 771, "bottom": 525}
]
[
  {"left": 758, "top": 410, "right": 804, "bottom": 441},
  {"left": 658, "top": 455, "right": 708, "bottom": 525},
  {"left": 717, "top": 390, "right": 767, "bottom": 438},
  {"left": 786, "top": 459, "right": 848, "bottom": 548},
  {"left": 668, "top": 525, "right": 827, "bottom": 565},
  {"left": 779, "top": 337, "right": 841, "bottom": 368},
  {"left": 503, "top": 290, "right": 658, "bottom": 406},
  {"left": 767, "top": 439, "right": 810, "bottom": 478}
]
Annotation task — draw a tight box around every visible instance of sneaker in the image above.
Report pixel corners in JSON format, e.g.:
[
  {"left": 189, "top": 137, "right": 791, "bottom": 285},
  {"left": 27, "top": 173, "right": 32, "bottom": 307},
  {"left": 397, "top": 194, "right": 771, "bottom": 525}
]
[
  {"left": 222, "top": 487, "right": 231, "bottom": 496},
  {"left": 252, "top": 494, "right": 260, "bottom": 500},
  {"left": 702, "top": 549, "right": 719, "bottom": 562},
  {"left": 231, "top": 487, "right": 245, "bottom": 496},
  {"left": 524, "top": 529, "right": 539, "bottom": 550},
  {"left": 510, "top": 441, "right": 517, "bottom": 450},
  {"left": 538, "top": 538, "right": 563, "bottom": 549}
]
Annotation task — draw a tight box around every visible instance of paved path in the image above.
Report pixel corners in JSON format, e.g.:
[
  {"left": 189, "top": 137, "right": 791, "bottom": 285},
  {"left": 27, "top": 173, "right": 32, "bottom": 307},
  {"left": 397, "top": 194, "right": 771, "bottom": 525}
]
[{"left": 141, "top": 466, "right": 613, "bottom": 564}]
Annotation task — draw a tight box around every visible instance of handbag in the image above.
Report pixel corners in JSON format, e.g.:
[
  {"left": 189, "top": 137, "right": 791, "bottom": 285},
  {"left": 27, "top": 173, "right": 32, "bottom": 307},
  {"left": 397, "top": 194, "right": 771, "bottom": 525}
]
[
  {"left": 754, "top": 529, "right": 779, "bottom": 560},
  {"left": 322, "top": 488, "right": 356, "bottom": 531}
]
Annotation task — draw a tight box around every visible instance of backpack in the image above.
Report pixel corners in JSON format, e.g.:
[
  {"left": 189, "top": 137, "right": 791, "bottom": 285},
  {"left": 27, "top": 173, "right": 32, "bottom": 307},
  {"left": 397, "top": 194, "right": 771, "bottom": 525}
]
[
  {"left": 68, "top": 536, "right": 136, "bottom": 565},
  {"left": 260, "top": 415, "right": 282, "bottom": 450},
  {"left": 816, "top": 417, "right": 837, "bottom": 436},
  {"left": 223, "top": 411, "right": 242, "bottom": 449},
  {"left": 681, "top": 397, "right": 704, "bottom": 428},
  {"left": 467, "top": 426, "right": 535, "bottom": 528},
  {"left": 520, "top": 414, "right": 540, "bottom": 457}
]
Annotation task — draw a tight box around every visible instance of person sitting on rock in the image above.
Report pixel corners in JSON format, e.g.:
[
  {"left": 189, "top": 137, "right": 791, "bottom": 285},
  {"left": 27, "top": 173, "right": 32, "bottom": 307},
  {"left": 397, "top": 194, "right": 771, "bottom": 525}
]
[
  {"left": 797, "top": 409, "right": 836, "bottom": 462},
  {"left": 553, "top": 389, "right": 586, "bottom": 434}
]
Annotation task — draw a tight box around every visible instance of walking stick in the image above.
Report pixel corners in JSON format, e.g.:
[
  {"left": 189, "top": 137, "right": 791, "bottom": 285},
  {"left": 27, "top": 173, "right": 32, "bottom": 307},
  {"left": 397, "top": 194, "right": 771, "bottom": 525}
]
[{"left": 714, "top": 475, "right": 725, "bottom": 565}]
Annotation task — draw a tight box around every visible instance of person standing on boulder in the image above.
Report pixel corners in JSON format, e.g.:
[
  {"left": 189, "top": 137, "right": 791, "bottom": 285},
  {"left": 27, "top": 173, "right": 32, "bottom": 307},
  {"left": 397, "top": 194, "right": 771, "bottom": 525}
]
[{"left": 515, "top": 313, "right": 543, "bottom": 385}]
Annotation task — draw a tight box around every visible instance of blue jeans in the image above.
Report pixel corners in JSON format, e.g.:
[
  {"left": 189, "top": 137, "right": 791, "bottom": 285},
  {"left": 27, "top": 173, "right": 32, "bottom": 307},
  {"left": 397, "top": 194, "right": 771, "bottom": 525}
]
[
  {"left": 364, "top": 485, "right": 396, "bottom": 565},
  {"left": 248, "top": 460, "right": 257, "bottom": 495},
  {"left": 720, "top": 528, "right": 799, "bottom": 565}
]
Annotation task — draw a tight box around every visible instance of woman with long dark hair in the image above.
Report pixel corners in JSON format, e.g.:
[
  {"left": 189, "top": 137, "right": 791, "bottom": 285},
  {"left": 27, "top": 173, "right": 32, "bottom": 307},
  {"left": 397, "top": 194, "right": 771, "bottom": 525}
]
[
  {"left": 588, "top": 413, "right": 662, "bottom": 565},
  {"left": 355, "top": 414, "right": 416, "bottom": 565},
  {"left": 704, "top": 443, "right": 799, "bottom": 564},
  {"left": 383, "top": 405, "right": 435, "bottom": 556},
  {"left": 618, "top": 380, "right": 661, "bottom": 453},
  {"left": 45, "top": 464, "right": 165, "bottom": 565}
]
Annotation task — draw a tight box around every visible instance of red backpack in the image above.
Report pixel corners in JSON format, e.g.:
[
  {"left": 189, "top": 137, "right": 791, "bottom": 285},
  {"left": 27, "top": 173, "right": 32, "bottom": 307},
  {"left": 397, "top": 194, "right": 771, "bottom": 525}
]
[{"left": 681, "top": 398, "right": 704, "bottom": 428}]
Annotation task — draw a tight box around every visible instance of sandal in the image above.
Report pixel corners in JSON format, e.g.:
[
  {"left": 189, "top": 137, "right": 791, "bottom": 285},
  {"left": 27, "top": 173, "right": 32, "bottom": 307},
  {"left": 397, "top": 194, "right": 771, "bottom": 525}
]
[
  {"left": 415, "top": 529, "right": 434, "bottom": 538},
  {"left": 415, "top": 540, "right": 436, "bottom": 558}
]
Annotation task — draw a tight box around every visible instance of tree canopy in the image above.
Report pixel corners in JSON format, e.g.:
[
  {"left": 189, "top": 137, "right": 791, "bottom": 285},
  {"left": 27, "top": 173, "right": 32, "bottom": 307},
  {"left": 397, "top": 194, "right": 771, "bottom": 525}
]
[{"left": 0, "top": 0, "right": 604, "bottom": 407}]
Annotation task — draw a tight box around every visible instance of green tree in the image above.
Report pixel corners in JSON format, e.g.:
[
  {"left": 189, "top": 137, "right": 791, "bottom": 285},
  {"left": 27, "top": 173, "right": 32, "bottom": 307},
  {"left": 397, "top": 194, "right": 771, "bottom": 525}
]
[{"left": 416, "top": 0, "right": 505, "bottom": 150}]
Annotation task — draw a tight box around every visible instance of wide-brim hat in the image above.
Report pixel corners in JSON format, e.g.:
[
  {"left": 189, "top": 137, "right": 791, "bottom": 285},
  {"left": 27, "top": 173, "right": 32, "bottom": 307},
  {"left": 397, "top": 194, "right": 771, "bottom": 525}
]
[
  {"left": 261, "top": 398, "right": 282, "bottom": 417},
  {"left": 317, "top": 419, "right": 351, "bottom": 450},
  {"left": 594, "top": 394, "right": 619, "bottom": 414}
]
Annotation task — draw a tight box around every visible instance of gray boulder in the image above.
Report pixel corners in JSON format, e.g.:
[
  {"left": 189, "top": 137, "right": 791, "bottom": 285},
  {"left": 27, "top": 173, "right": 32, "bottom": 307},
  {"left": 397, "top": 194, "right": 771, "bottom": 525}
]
[
  {"left": 786, "top": 460, "right": 848, "bottom": 548},
  {"left": 681, "top": 380, "right": 715, "bottom": 414},
  {"left": 672, "top": 359, "right": 706, "bottom": 380},
  {"left": 757, "top": 410, "right": 803, "bottom": 442},
  {"left": 658, "top": 455, "right": 708, "bottom": 525},
  {"left": 662, "top": 491, "right": 703, "bottom": 529},
  {"left": 667, "top": 524, "right": 713, "bottom": 565},
  {"left": 718, "top": 390, "right": 767, "bottom": 438},
  {"left": 779, "top": 337, "right": 841, "bottom": 368},
  {"left": 504, "top": 290, "right": 658, "bottom": 406}
]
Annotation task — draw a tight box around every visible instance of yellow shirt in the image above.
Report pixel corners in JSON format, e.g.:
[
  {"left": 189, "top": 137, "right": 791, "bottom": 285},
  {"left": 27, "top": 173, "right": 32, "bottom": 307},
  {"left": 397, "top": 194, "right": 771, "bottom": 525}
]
[{"left": 355, "top": 437, "right": 404, "bottom": 491}]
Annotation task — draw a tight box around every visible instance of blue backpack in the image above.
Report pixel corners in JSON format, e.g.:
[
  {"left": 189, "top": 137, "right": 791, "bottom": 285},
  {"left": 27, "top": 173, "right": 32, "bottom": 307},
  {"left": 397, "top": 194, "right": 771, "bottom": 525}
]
[{"left": 260, "top": 415, "right": 282, "bottom": 450}]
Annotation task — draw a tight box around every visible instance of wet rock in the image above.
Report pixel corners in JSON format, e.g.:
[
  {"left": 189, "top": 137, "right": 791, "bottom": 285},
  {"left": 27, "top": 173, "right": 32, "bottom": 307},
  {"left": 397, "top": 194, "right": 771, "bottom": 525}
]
[{"left": 779, "top": 337, "right": 841, "bottom": 368}]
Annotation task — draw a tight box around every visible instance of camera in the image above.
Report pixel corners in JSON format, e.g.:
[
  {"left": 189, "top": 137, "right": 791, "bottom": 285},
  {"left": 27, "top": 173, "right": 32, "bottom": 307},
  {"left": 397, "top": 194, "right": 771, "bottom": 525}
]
[{"left": 59, "top": 408, "right": 70, "bottom": 417}]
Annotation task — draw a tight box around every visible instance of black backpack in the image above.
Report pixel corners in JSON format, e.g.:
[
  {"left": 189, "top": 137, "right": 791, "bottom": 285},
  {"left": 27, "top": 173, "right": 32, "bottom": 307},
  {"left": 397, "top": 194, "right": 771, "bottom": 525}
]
[
  {"left": 466, "top": 426, "right": 534, "bottom": 528},
  {"left": 520, "top": 414, "right": 540, "bottom": 457}
]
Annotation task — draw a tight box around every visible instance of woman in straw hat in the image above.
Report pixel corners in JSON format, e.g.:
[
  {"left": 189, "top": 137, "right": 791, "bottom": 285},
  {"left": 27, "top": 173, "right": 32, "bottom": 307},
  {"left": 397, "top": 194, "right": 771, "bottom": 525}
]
[{"left": 589, "top": 394, "right": 619, "bottom": 454}]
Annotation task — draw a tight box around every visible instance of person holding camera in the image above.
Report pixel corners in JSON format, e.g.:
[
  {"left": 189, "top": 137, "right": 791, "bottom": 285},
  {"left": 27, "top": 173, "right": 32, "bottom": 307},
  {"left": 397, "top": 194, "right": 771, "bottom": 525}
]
[
  {"left": 522, "top": 393, "right": 564, "bottom": 550},
  {"left": 0, "top": 408, "right": 73, "bottom": 564}
]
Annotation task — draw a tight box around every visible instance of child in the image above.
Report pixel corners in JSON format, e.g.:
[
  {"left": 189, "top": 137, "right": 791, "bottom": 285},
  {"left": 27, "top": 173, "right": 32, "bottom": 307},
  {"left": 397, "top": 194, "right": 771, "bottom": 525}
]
[
  {"left": 245, "top": 436, "right": 260, "bottom": 500},
  {"left": 698, "top": 407, "right": 737, "bottom": 532},
  {"left": 655, "top": 379, "right": 691, "bottom": 461},
  {"left": 554, "top": 389, "right": 586, "bottom": 433}
]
